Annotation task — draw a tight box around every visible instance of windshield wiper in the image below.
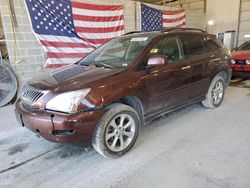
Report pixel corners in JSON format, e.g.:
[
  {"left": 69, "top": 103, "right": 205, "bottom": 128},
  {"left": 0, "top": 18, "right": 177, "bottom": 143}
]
[{"left": 93, "top": 61, "right": 115, "bottom": 69}]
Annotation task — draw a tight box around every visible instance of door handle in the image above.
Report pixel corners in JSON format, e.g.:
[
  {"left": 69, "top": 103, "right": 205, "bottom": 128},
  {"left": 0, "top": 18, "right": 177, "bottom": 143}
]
[{"left": 181, "top": 65, "right": 191, "bottom": 70}]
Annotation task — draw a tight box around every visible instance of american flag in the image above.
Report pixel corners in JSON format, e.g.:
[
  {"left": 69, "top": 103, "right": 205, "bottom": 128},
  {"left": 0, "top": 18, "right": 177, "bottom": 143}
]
[
  {"left": 25, "top": 0, "right": 124, "bottom": 68},
  {"left": 141, "top": 4, "right": 186, "bottom": 32}
]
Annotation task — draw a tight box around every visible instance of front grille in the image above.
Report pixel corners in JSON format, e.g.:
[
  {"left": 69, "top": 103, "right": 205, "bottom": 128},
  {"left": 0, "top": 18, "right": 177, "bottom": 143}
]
[
  {"left": 20, "top": 86, "right": 45, "bottom": 105},
  {"left": 235, "top": 60, "right": 246, "bottom": 65}
]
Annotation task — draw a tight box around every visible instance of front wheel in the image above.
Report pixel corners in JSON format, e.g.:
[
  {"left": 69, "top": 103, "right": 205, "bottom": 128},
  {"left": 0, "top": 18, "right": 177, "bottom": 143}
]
[
  {"left": 202, "top": 75, "right": 225, "bottom": 108},
  {"left": 92, "top": 103, "right": 141, "bottom": 158}
]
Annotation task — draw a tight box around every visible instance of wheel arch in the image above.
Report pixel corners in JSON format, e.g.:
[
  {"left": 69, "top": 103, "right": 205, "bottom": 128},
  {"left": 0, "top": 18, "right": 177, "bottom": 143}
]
[
  {"left": 106, "top": 96, "right": 145, "bottom": 126},
  {"left": 216, "top": 70, "right": 229, "bottom": 86}
]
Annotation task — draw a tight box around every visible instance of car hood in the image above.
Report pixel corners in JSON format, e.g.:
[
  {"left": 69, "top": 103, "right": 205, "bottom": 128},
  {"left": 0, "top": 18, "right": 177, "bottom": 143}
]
[
  {"left": 27, "top": 64, "right": 123, "bottom": 92},
  {"left": 231, "top": 50, "right": 250, "bottom": 60}
]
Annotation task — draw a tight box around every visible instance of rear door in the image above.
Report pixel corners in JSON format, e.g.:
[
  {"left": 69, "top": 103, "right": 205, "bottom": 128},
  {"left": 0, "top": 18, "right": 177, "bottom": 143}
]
[{"left": 180, "top": 33, "right": 211, "bottom": 100}]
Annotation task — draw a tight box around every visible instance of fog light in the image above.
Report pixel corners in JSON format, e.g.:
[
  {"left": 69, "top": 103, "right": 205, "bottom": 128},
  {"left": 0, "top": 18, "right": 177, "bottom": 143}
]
[
  {"left": 231, "top": 60, "right": 236, "bottom": 64},
  {"left": 246, "top": 60, "right": 250, "bottom": 65},
  {"left": 52, "top": 130, "right": 75, "bottom": 136}
]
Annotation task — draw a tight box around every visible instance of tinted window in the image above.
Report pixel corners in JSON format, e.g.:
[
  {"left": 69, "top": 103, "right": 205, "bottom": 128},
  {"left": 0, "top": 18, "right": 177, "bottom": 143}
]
[
  {"left": 202, "top": 37, "right": 219, "bottom": 52},
  {"left": 181, "top": 34, "right": 205, "bottom": 56},
  {"left": 149, "top": 37, "right": 182, "bottom": 62},
  {"left": 239, "top": 42, "right": 250, "bottom": 50}
]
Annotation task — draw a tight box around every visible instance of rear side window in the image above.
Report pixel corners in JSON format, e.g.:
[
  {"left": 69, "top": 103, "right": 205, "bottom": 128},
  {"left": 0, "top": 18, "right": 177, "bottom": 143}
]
[
  {"left": 202, "top": 37, "right": 220, "bottom": 52},
  {"left": 181, "top": 34, "right": 205, "bottom": 57}
]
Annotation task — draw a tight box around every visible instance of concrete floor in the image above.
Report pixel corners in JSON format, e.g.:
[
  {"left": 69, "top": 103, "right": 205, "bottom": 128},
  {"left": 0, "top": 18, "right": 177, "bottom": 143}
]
[{"left": 0, "top": 79, "right": 250, "bottom": 188}]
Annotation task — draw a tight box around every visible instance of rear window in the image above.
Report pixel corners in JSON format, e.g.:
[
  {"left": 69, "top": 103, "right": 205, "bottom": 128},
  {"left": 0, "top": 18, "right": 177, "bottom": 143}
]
[{"left": 181, "top": 34, "right": 205, "bottom": 56}]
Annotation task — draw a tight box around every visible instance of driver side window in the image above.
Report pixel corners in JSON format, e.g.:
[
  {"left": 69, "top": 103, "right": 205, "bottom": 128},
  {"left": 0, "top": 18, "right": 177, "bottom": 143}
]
[{"left": 149, "top": 37, "right": 182, "bottom": 63}]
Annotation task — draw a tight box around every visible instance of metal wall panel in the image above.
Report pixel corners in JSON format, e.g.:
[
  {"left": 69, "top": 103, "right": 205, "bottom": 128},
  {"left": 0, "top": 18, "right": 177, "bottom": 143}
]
[{"left": 238, "top": 0, "right": 250, "bottom": 45}]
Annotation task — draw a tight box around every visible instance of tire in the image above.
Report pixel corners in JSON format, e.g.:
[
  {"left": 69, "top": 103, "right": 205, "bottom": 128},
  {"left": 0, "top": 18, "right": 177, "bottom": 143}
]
[
  {"left": 92, "top": 103, "right": 141, "bottom": 158},
  {"left": 202, "top": 75, "right": 225, "bottom": 108}
]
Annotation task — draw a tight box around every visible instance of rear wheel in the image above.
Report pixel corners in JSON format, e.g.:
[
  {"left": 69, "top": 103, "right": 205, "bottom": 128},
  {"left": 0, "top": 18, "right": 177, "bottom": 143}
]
[
  {"left": 92, "top": 103, "right": 140, "bottom": 158},
  {"left": 202, "top": 75, "right": 225, "bottom": 108}
]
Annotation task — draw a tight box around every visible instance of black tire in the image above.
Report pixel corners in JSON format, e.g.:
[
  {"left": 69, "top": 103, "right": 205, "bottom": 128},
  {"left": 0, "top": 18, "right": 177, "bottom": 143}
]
[
  {"left": 92, "top": 103, "right": 141, "bottom": 158},
  {"left": 202, "top": 75, "right": 225, "bottom": 108}
]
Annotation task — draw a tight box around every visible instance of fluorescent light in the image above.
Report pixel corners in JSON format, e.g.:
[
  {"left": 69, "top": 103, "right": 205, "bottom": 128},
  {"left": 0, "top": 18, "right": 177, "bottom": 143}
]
[
  {"left": 208, "top": 20, "right": 214, "bottom": 26},
  {"left": 244, "top": 34, "right": 250, "bottom": 38}
]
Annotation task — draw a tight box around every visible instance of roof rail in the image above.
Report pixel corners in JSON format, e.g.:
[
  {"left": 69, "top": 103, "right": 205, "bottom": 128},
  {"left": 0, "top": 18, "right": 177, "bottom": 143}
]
[
  {"left": 123, "top": 31, "right": 142, "bottom": 35},
  {"left": 162, "top": 28, "right": 206, "bottom": 33}
]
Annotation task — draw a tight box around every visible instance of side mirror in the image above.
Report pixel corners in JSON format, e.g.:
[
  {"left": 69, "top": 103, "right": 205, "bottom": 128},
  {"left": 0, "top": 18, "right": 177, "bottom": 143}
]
[{"left": 147, "top": 55, "right": 166, "bottom": 67}]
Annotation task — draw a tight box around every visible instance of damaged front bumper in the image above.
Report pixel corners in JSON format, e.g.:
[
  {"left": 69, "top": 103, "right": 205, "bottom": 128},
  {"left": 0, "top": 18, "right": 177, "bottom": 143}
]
[{"left": 15, "top": 99, "right": 106, "bottom": 144}]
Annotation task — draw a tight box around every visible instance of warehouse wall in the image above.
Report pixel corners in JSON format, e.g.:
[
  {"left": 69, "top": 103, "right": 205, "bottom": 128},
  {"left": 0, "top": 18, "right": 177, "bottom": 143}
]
[
  {"left": 0, "top": 0, "right": 46, "bottom": 84},
  {"left": 206, "top": 0, "right": 250, "bottom": 47},
  {"left": 164, "top": 0, "right": 205, "bottom": 12},
  {"left": 206, "top": 0, "right": 240, "bottom": 35},
  {"left": 238, "top": 0, "right": 250, "bottom": 46},
  {"left": 0, "top": 0, "right": 205, "bottom": 86}
]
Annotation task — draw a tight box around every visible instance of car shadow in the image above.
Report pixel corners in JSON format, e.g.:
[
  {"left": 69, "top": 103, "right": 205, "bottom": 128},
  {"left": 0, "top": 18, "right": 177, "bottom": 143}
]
[{"left": 230, "top": 77, "right": 250, "bottom": 88}]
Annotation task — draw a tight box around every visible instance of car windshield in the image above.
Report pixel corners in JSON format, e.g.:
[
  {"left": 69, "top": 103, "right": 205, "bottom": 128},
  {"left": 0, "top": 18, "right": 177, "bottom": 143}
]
[
  {"left": 78, "top": 34, "right": 154, "bottom": 69},
  {"left": 239, "top": 42, "right": 250, "bottom": 50}
]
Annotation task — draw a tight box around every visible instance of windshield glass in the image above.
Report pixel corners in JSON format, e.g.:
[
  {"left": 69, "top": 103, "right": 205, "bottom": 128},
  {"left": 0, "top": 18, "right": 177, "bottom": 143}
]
[
  {"left": 78, "top": 35, "right": 154, "bottom": 69},
  {"left": 239, "top": 42, "right": 250, "bottom": 50}
]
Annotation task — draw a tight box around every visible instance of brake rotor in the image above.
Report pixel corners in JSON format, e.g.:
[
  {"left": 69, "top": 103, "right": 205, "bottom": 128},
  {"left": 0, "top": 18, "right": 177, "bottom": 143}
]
[{"left": 0, "top": 64, "right": 17, "bottom": 107}]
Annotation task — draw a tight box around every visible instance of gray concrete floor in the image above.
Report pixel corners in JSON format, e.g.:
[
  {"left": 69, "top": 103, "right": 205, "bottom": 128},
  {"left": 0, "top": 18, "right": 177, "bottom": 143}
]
[{"left": 0, "top": 79, "right": 250, "bottom": 188}]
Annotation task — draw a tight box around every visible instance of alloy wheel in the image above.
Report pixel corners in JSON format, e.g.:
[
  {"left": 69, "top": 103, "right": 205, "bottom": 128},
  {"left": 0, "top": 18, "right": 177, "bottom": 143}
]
[
  {"left": 105, "top": 113, "right": 136, "bottom": 152},
  {"left": 212, "top": 81, "right": 224, "bottom": 105}
]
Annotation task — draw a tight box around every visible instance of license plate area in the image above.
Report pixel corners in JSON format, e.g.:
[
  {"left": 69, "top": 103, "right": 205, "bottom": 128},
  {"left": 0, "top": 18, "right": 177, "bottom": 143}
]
[{"left": 234, "top": 66, "right": 244, "bottom": 71}]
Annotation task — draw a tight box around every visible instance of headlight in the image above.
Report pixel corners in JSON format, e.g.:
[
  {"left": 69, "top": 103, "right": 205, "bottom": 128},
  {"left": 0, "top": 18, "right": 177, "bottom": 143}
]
[
  {"left": 46, "top": 89, "right": 91, "bottom": 113},
  {"left": 231, "top": 60, "right": 236, "bottom": 64},
  {"left": 246, "top": 60, "right": 250, "bottom": 65}
]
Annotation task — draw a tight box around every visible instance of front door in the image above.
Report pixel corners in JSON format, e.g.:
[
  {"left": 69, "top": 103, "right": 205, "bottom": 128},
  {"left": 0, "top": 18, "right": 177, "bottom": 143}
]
[{"left": 140, "top": 36, "right": 193, "bottom": 117}]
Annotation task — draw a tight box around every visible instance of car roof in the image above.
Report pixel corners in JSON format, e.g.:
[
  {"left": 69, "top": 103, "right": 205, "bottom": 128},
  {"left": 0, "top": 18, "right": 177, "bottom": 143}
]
[
  {"left": 123, "top": 28, "right": 211, "bottom": 39},
  {"left": 240, "top": 41, "right": 250, "bottom": 46}
]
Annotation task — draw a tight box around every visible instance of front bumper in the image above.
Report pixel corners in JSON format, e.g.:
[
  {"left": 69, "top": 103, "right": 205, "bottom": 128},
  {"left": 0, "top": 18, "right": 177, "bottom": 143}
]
[
  {"left": 230, "top": 64, "right": 250, "bottom": 77},
  {"left": 15, "top": 99, "right": 106, "bottom": 144},
  {"left": 232, "top": 71, "right": 250, "bottom": 77}
]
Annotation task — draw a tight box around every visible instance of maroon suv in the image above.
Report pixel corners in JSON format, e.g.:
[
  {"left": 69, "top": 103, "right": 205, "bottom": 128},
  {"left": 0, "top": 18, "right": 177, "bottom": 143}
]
[{"left": 15, "top": 28, "right": 232, "bottom": 158}]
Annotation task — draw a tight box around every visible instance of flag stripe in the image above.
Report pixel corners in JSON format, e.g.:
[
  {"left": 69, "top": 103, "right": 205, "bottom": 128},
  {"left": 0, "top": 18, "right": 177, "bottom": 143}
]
[
  {"left": 74, "top": 19, "right": 124, "bottom": 28},
  {"left": 163, "top": 12, "right": 185, "bottom": 20},
  {"left": 163, "top": 20, "right": 185, "bottom": 27},
  {"left": 163, "top": 15, "right": 186, "bottom": 23},
  {"left": 163, "top": 20, "right": 186, "bottom": 27},
  {"left": 71, "top": 1, "right": 123, "bottom": 11},
  {"left": 77, "top": 30, "right": 123, "bottom": 39},
  {"left": 47, "top": 52, "right": 87, "bottom": 58},
  {"left": 38, "top": 35, "right": 88, "bottom": 44},
  {"left": 75, "top": 25, "right": 124, "bottom": 33},
  {"left": 72, "top": 8, "right": 123, "bottom": 17},
  {"left": 163, "top": 9, "right": 185, "bottom": 15},
  {"left": 163, "top": 22, "right": 186, "bottom": 28},
  {"left": 44, "top": 46, "right": 93, "bottom": 53},
  {"left": 78, "top": 38, "right": 111, "bottom": 46},
  {"left": 40, "top": 40, "right": 94, "bottom": 48},
  {"left": 73, "top": 14, "right": 123, "bottom": 22}
]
